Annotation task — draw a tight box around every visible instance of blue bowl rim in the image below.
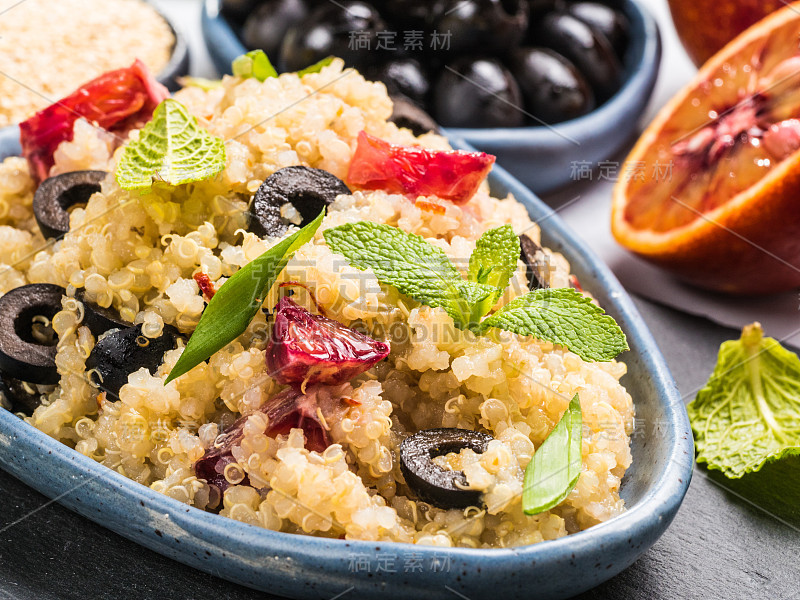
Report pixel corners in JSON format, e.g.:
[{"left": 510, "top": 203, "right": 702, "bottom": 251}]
[
  {"left": 200, "top": 0, "right": 661, "bottom": 143},
  {"left": 0, "top": 141, "right": 693, "bottom": 592}
]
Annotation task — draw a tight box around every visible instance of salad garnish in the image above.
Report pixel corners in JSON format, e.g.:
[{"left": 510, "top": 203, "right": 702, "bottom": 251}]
[
  {"left": 231, "top": 49, "right": 278, "bottom": 81},
  {"left": 689, "top": 322, "right": 800, "bottom": 478},
  {"left": 324, "top": 221, "right": 628, "bottom": 362},
  {"left": 115, "top": 99, "right": 226, "bottom": 191}
]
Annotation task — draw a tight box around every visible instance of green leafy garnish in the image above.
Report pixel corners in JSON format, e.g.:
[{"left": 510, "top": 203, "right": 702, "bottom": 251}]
[
  {"left": 688, "top": 322, "right": 800, "bottom": 478},
  {"left": 165, "top": 211, "right": 323, "bottom": 383},
  {"left": 116, "top": 99, "right": 226, "bottom": 192},
  {"left": 324, "top": 221, "right": 627, "bottom": 362},
  {"left": 522, "top": 394, "right": 582, "bottom": 515},
  {"left": 476, "top": 288, "right": 628, "bottom": 363},
  {"left": 177, "top": 76, "right": 223, "bottom": 91},
  {"left": 231, "top": 49, "right": 278, "bottom": 81},
  {"left": 296, "top": 56, "right": 336, "bottom": 76}
]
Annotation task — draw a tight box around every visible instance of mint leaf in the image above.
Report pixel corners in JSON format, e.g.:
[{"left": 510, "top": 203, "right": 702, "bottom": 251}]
[
  {"left": 165, "top": 211, "right": 323, "bottom": 383},
  {"left": 232, "top": 50, "right": 278, "bottom": 81},
  {"left": 324, "top": 221, "right": 473, "bottom": 328},
  {"left": 468, "top": 225, "right": 520, "bottom": 295},
  {"left": 456, "top": 280, "right": 501, "bottom": 328},
  {"left": 116, "top": 99, "right": 226, "bottom": 191},
  {"left": 476, "top": 288, "right": 628, "bottom": 362},
  {"left": 296, "top": 56, "right": 335, "bottom": 76},
  {"left": 688, "top": 322, "right": 800, "bottom": 478},
  {"left": 523, "top": 393, "right": 582, "bottom": 515}
]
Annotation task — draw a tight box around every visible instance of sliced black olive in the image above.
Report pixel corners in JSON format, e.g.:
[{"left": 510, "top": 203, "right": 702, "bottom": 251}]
[
  {"left": 33, "top": 171, "right": 107, "bottom": 240},
  {"left": 520, "top": 234, "right": 550, "bottom": 289},
  {"left": 0, "top": 371, "right": 43, "bottom": 415},
  {"left": 400, "top": 428, "right": 494, "bottom": 508},
  {"left": 248, "top": 166, "right": 351, "bottom": 238},
  {"left": 74, "top": 288, "right": 131, "bottom": 337},
  {"left": 389, "top": 96, "right": 441, "bottom": 137},
  {"left": 86, "top": 324, "right": 179, "bottom": 398},
  {"left": 0, "top": 284, "right": 64, "bottom": 384}
]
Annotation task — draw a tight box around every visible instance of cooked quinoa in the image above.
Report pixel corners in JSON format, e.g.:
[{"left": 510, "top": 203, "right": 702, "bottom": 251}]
[
  {"left": 0, "top": 60, "right": 634, "bottom": 547},
  {"left": 0, "top": 0, "right": 174, "bottom": 127}
]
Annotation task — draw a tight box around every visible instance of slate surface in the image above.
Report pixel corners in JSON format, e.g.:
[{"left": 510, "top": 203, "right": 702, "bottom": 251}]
[{"left": 1, "top": 297, "right": 798, "bottom": 600}]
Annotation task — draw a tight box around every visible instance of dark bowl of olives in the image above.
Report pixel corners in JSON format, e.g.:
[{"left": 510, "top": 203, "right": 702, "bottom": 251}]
[{"left": 201, "top": 0, "right": 661, "bottom": 194}]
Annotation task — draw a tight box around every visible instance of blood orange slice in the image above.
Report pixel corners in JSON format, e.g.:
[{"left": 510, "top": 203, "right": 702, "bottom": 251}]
[{"left": 613, "top": 3, "right": 800, "bottom": 294}]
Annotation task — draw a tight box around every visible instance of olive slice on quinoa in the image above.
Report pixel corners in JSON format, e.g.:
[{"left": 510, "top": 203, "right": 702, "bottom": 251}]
[
  {"left": 0, "top": 283, "right": 65, "bottom": 385},
  {"left": 74, "top": 288, "right": 131, "bottom": 336},
  {"left": 86, "top": 323, "right": 179, "bottom": 398},
  {"left": 400, "top": 428, "right": 494, "bottom": 509},
  {"left": 248, "top": 166, "right": 351, "bottom": 238},
  {"left": 33, "top": 170, "right": 107, "bottom": 240},
  {"left": 519, "top": 234, "right": 550, "bottom": 289},
  {"left": 0, "top": 371, "right": 44, "bottom": 415},
  {"left": 389, "top": 96, "right": 442, "bottom": 138}
]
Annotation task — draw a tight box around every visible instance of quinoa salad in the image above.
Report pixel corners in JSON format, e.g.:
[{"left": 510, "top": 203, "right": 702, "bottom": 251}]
[{"left": 0, "top": 57, "right": 634, "bottom": 548}]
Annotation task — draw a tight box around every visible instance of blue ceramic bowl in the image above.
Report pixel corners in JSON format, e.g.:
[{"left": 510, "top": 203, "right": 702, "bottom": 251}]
[
  {"left": 200, "top": 0, "right": 661, "bottom": 195},
  {"left": 0, "top": 134, "right": 692, "bottom": 598},
  {"left": 0, "top": 5, "right": 189, "bottom": 145}
]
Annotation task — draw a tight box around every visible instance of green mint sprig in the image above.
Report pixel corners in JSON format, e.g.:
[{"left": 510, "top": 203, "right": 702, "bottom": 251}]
[
  {"left": 116, "top": 99, "right": 226, "bottom": 191},
  {"left": 324, "top": 221, "right": 628, "bottom": 362},
  {"left": 231, "top": 51, "right": 335, "bottom": 82}
]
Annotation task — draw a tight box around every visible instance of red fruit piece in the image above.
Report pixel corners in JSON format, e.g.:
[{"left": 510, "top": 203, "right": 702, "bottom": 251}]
[
  {"left": 193, "top": 272, "right": 216, "bottom": 300},
  {"left": 266, "top": 297, "right": 390, "bottom": 386},
  {"left": 346, "top": 131, "right": 495, "bottom": 205},
  {"left": 20, "top": 59, "right": 169, "bottom": 182}
]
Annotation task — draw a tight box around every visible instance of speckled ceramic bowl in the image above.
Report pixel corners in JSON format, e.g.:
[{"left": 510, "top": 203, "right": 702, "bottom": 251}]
[
  {"left": 200, "top": 0, "right": 661, "bottom": 195},
  {"left": 0, "top": 5, "right": 189, "bottom": 146},
  {"left": 0, "top": 132, "right": 692, "bottom": 599}
]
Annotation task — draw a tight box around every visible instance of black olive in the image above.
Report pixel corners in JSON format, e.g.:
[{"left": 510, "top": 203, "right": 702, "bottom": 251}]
[
  {"left": 369, "top": 0, "right": 442, "bottom": 29},
  {"left": 510, "top": 47, "right": 594, "bottom": 124},
  {"left": 220, "top": 0, "right": 261, "bottom": 24},
  {"left": 434, "top": 0, "right": 529, "bottom": 56},
  {"left": 519, "top": 234, "right": 550, "bottom": 289},
  {"left": 529, "top": 12, "right": 621, "bottom": 102},
  {"left": 565, "top": 1, "right": 630, "bottom": 58},
  {"left": 389, "top": 96, "right": 441, "bottom": 137},
  {"left": 32, "top": 171, "right": 107, "bottom": 240},
  {"left": 0, "top": 284, "right": 64, "bottom": 385},
  {"left": 242, "top": 0, "right": 309, "bottom": 59},
  {"left": 0, "top": 371, "right": 43, "bottom": 415},
  {"left": 86, "top": 324, "right": 179, "bottom": 398},
  {"left": 74, "top": 288, "right": 131, "bottom": 337},
  {"left": 279, "top": 2, "right": 387, "bottom": 72},
  {"left": 433, "top": 57, "right": 525, "bottom": 128},
  {"left": 371, "top": 58, "right": 431, "bottom": 107},
  {"left": 248, "top": 166, "right": 351, "bottom": 238},
  {"left": 400, "top": 428, "right": 494, "bottom": 508},
  {"left": 528, "top": 0, "right": 560, "bottom": 19}
]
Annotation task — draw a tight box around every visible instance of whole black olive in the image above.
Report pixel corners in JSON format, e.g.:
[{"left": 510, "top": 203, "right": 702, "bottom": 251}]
[
  {"left": 74, "top": 288, "right": 131, "bottom": 337},
  {"left": 371, "top": 58, "right": 431, "bottom": 107},
  {"left": 510, "top": 47, "right": 594, "bottom": 124},
  {"left": 528, "top": 0, "right": 560, "bottom": 19},
  {"left": 566, "top": 1, "right": 630, "bottom": 58},
  {"left": 433, "top": 57, "right": 525, "bottom": 128},
  {"left": 389, "top": 96, "right": 441, "bottom": 137},
  {"left": 33, "top": 170, "right": 107, "bottom": 240},
  {"left": 434, "top": 0, "right": 529, "bottom": 56},
  {"left": 0, "top": 284, "right": 65, "bottom": 385},
  {"left": 86, "top": 324, "right": 179, "bottom": 398},
  {"left": 400, "top": 428, "right": 494, "bottom": 508},
  {"left": 369, "top": 0, "right": 442, "bottom": 29},
  {"left": 279, "top": 2, "right": 387, "bottom": 72},
  {"left": 529, "top": 12, "right": 621, "bottom": 102},
  {"left": 220, "top": 0, "right": 261, "bottom": 24},
  {"left": 519, "top": 233, "right": 550, "bottom": 289},
  {"left": 248, "top": 166, "right": 351, "bottom": 238},
  {"left": 0, "top": 371, "right": 44, "bottom": 415},
  {"left": 242, "top": 0, "right": 309, "bottom": 59}
]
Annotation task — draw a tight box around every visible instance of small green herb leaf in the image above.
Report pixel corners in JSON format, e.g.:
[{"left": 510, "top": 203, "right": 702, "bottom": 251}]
[
  {"left": 165, "top": 211, "right": 323, "bottom": 383},
  {"left": 456, "top": 280, "right": 501, "bottom": 328},
  {"left": 177, "top": 76, "right": 223, "bottom": 91},
  {"left": 523, "top": 393, "right": 582, "bottom": 515},
  {"left": 688, "top": 322, "right": 800, "bottom": 478},
  {"left": 476, "top": 288, "right": 628, "bottom": 362},
  {"left": 296, "top": 56, "right": 336, "bottom": 76},
  {"left": 232, "top": 49, "right": 278, "bottom": 81},
  {"left": 324, "top": 221, "right": 473, "bottom": 328},
  {"left": 116, "top": 99, "right": 226, "bottom": 191},
  {"left": 468, "top": 225, "right": 520, "bottom": 293}
]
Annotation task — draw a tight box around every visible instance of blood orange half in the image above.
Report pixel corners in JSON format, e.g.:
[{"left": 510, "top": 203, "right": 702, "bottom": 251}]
[{"left": 612, "top": 3, "right": 800, "bottom": 294}]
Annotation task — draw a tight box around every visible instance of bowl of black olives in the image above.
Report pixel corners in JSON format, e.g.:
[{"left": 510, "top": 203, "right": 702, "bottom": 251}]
[{"left": 202, "top": 0, "right": 660, "bottom": 194}]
